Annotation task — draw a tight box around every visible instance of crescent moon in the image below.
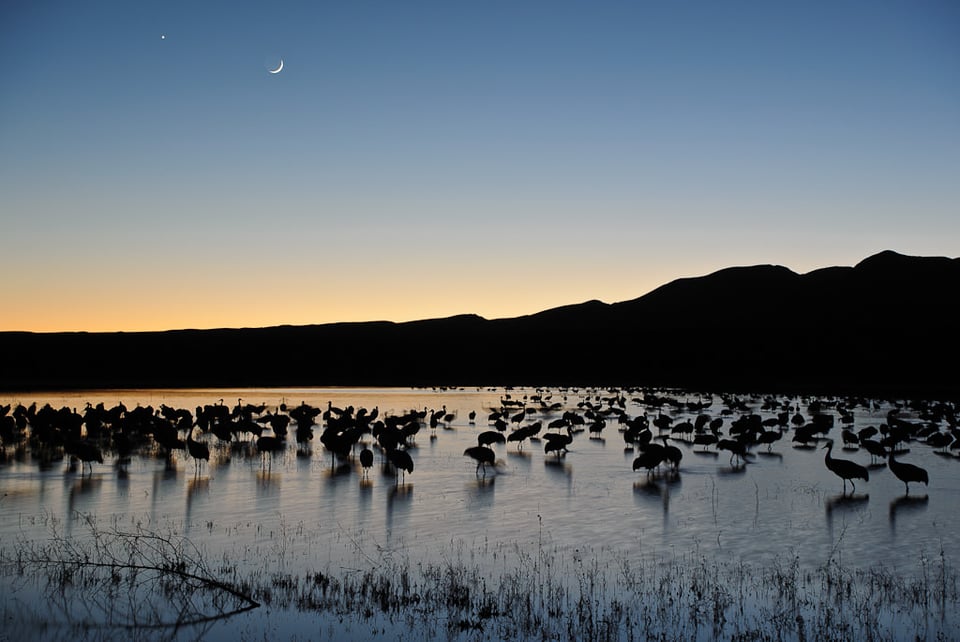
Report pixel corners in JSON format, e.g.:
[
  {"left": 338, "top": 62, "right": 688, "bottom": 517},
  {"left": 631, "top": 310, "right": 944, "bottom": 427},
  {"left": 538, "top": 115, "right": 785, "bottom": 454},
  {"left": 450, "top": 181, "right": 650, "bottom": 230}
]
[{"left": 269, "top": 59, "right": 284, "bottom": 74}]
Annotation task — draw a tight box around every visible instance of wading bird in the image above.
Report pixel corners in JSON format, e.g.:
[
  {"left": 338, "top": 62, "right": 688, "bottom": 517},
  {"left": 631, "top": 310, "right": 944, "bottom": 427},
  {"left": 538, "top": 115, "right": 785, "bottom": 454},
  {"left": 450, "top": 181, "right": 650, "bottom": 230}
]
[
  {"left": 823, "top": 439, "right": 868, "bottom": 495},
  {"left": 359, "top": 447, "right": 374, "bottom": 478},
  {"left": 478, "top": 430, "right": 506, "bottom": 447},
  {"left": 72, "top": 440, "right": 104, "bottom": 476},
  {"left": 464, "top": 445, "right": 496, "bottom": 476},
  {"left": 632, "top": 447, "right": 664, "bottom": 477},
  {"left": 387, "top": 449, "right": 414, "bottom": 484},
  {"left": 887, "top": 452, "right": 928, "bottom": 495},
  {"left": 543, "top": 428, "right": 573, "bottom": 457},
  {"left": 186, "top": 429, "right": 210, "bottom": 475}
]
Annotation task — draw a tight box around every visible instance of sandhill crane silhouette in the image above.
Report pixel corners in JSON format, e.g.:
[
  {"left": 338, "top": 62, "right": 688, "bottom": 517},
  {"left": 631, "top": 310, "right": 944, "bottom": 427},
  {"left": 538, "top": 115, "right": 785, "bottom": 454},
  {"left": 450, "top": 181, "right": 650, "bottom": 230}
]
[
  {"left": 693, "top": 432, "right": 718, "bottom": 451},
  {"left": 660, "top": 436, "right": 682, "bottom": 470},
  {"left": 632, "top": 447, "right": 664, "bottom": 477},
  {"left": 887, "top": 452, "right": 928, "bottom": 495},
  {"left": 256, "top": 434, "right": 284, "bottom": 469},
  {"left": 756, "top": 429, "right": 782, "bottom": 452},
  {"left": 71, "top": 440, "right": 103, "bottom": 476},
  {"left": 478, "top": 430, "right": 506, "bottom": 447},
  {"left": 359, "top": 447, "right": 374, "bottom": 478},
  {"left": 464, "top": 445, "right": 496, "bottom": 476},
  {"left": 186, "top": 429, "right": 210, "bottom": 475},
  {"left": 860, "top": 438, "right": 887, "bottom": 464},
  {"left": 717, "top": 438, "right": 747, "bottom": 466},
  {"left": 507, "top": 423, "right": 540, "bottom": 450},
  {"left": 387, "top": 449, "right": 414, "bottom": 484},
  {"left": 543, "top": 428, "right": 573, "bottom": 457},
  {"left": 823, "top": 439, "right": 868, "bottom": 495}
]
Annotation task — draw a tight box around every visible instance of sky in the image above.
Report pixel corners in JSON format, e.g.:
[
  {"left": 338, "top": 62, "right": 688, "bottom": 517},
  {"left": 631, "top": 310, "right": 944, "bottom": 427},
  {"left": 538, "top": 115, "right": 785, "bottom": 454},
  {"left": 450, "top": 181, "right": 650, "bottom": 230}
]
[{"left": 2, "top": 1, "right": 958, "bottom": 332}]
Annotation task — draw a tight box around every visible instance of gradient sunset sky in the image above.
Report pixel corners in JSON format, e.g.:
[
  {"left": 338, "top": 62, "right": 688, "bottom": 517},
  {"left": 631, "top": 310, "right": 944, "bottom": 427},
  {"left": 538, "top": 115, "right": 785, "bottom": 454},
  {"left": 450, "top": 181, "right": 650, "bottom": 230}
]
[{"left": 2, "top": 1, "right": 958, "bottom": 332}]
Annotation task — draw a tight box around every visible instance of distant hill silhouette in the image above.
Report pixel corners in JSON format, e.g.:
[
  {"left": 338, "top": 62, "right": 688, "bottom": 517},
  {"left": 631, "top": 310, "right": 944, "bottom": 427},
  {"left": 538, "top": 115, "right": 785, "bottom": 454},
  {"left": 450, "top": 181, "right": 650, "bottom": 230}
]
[{"left": 2, "top": 250, "right": 958, "bottom": 397}]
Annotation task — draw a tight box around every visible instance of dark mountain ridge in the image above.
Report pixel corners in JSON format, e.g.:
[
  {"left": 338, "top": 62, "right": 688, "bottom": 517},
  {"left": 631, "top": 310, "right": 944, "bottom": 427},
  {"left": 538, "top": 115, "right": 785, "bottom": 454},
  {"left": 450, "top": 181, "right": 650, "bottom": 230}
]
[{"left": 2, "top": 250, "right": 958, "bottom": 397}]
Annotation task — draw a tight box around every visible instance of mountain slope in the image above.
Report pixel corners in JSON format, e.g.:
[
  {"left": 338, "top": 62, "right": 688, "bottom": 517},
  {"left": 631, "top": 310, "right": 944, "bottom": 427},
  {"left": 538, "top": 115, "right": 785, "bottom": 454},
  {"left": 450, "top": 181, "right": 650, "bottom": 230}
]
[{"left": 1, "top": 251, "right": 957, "bottom": 396}]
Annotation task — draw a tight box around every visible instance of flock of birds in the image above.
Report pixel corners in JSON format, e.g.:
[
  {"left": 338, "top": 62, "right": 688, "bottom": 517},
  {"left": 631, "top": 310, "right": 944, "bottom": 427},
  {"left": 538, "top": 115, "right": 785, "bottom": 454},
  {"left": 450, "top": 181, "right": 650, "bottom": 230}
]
[{"left": 0, "top": 389, "right": 956, "bottom": 497}]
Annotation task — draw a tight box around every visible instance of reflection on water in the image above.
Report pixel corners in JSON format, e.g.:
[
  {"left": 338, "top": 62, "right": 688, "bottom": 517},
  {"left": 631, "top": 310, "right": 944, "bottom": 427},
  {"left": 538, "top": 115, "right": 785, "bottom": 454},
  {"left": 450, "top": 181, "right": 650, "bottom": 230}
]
[
  {"left": 755, "top": 451, "right": 784, "bottom": 463},
  {"left": 889, "top": 494, "right": 929, "bottom": 534},
  {"left": 825, "top": 493, "right": 870, "bottom": 536},
  {"left": 0, "top": 386, "right": 957, "bottom": 585}
]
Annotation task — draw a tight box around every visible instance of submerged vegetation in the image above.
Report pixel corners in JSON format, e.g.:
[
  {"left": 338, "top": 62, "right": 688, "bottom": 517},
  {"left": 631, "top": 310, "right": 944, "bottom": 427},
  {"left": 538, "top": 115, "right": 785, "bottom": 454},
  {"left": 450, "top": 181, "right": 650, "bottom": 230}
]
[{"left": 2, "top": 514, "right": 957, "bottom": 641}]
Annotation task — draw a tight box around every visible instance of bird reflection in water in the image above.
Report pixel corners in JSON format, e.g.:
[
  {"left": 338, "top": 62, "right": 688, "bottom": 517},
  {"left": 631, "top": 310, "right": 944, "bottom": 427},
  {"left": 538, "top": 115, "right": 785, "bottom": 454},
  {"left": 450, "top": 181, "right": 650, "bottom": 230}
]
[
  {"left": 385, "top": 482, "right": 413, "bottom": 539},
  {"left": 359, "top": 475, "right": 373, "bottom": 502},
  {"left": 755, "top": 451, "right": 784, "bottom": 463},
  {"left": 633, "top": 477, "right": 671, "bottom": 515},
  {"left": 150, "top": 464, "right": 178, "bottom": 509},
  {"left": 323, "top": 461, "right": 352, "bottom": 486},
  {"left": 65, "top": 475, "right": 103, "bottom": 536},
  {"left": 185, "top": 476, "right": 210, "bottom": 535},
  {"left": 825, "top": 492, "right": 869, "bottom": 534},
  {"left": 716, "top": 461, "right": 748, "bottom": 477},
  {"left": 544, "top": 458, "right": 572, "bottom": 477},
  {"left": 66, "top": 473, "right": 102, "bottom": 498},
  {"left": 691, "top": 450, "right": 720, "bottom": 461},
  {"left": 889, "top": 494, "right": 929, "bottom": 534},
  {"left": 388, "top": 482, "right": 413, "bottom": 503},
  {"left": 114, "top": 453, "right": 131, "bottom": 479},
  {"left": 187, "top": 475, "right": 209, "bottom": 498},
  {"left": 468, "top": 475, "right": 495, "bottom": 493},
  {"left": 256, "top": 468, "right": 280, "bottom": 491}
]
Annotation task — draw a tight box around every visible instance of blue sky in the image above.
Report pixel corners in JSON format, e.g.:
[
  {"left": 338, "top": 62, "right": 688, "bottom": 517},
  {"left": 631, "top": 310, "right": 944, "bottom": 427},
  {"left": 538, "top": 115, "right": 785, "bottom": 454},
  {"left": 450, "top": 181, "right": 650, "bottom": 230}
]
[{"left": 2, "top": 1, "right": 958, "bottom": 331}]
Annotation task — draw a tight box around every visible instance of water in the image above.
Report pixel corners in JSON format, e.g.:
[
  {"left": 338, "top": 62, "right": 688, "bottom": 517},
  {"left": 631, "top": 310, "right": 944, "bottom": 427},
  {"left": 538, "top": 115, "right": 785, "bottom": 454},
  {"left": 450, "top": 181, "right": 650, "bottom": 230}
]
[{"left": 1, "top": 387, "right": 957, "bottom": 640}]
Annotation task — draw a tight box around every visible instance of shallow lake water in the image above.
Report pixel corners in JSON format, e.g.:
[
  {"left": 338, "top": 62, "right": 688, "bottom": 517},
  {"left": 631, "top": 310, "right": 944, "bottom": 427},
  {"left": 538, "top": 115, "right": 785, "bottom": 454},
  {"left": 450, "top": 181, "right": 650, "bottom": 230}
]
[{"left": 1, "top": 386, "right": 957, "bottom": 640}]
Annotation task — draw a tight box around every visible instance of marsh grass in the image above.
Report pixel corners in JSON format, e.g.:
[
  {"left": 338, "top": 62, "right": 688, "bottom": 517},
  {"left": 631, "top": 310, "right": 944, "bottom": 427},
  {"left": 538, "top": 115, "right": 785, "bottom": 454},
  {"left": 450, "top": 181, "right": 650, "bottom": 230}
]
[
  {"left": 2, "top": 514, "right": 958, "bottom": 641},
  {"left": 2, "top": 513, "right": 258, "bottom": 639}
]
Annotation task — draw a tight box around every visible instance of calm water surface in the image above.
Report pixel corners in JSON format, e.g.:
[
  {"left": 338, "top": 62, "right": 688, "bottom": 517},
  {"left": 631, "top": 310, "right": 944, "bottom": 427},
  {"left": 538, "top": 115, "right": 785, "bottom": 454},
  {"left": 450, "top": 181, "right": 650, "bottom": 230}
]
[{"left": 1, "top": 387, "right": 957, "bottom": 639}]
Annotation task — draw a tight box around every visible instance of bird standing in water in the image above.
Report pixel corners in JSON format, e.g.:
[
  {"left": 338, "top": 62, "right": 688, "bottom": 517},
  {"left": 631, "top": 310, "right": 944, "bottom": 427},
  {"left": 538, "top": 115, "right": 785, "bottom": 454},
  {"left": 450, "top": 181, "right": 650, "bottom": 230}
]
[
  {"left": 187, "top": 429, "right": 210, "bottom": 475},
  {"left": 823, "top": 439, "right": 868, "bottom": 495},
  {"left": 359, "top": 447, "right": 374, "bottom": 478},
  {"left": 464, "top": 445, "right": 496, "bottom": 476},
  {"left": 887, "top": 452, "right": 928, "bottom": 495}
]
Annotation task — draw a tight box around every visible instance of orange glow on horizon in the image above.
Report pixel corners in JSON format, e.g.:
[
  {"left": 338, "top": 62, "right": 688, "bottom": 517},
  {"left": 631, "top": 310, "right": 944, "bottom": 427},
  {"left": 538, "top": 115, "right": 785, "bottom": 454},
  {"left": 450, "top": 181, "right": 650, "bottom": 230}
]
[{"left": 2, "top": 276, "right": 670, "bottom": 333}]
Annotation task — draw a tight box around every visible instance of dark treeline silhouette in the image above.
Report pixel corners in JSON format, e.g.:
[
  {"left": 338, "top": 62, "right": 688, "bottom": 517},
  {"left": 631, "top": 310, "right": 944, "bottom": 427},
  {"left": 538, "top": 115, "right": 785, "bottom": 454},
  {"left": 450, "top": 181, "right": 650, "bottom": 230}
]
[{"left": 2, "top": 250, "right": 958, "bottom": 397}]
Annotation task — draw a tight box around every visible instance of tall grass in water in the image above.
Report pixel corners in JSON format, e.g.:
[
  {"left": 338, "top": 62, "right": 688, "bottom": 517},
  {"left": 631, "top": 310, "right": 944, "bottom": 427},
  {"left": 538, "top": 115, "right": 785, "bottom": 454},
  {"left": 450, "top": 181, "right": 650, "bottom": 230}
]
[{"left": 2, "top": 515, "right": 958, "bottom": 641}]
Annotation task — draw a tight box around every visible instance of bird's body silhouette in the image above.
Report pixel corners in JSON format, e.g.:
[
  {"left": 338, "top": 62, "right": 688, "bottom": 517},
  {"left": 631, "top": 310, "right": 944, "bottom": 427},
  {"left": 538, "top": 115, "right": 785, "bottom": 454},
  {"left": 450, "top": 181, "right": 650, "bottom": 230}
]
[
  {"left": 477, "top": 430, "right": 506, "bottom": 447},
  {"left": 717, "top": 438, "right": 747, "bottom": 465},
  {"left": 860, "top": 438, "right": 887, "bottom": 463},
  {"left": 186, "top": 430, "right": 210, "bottom": 474},
  {"left": 387, "top": 449, "right": 414, "bottom": 484},
  {"left": 757, "top": 429, "right": 782, "bottom": 452},
  {"left": 464, "top": 445, "right": 496, "bottom": 476},
  {"left": 359, "top": 447, "right": 374, "bottom": 477},
  {"left": 660, "top": 436, "right": 682, "bottom": 470},
  {"left": 632, "top": 447, "right": 664, "bottom": 476},
  {"left": 543, "top": 429, "right": 573, "bottom": 457},
  {"left": 693, "top": 433, "right": 718, "bottom": 451},
  {"left": 887, "top": 452, "right": 928, "bottom": 495},
  {"left": 507, "top": 422, "right": 540, "bottom": 449},
  {"left": 72, "top": 439, "right": 104, "bottom": 475},
  {"left": 256, "top": 434, "right": 285, "bottom": 468},
  {"left": 823, "top": 439, "right": 868, "bottom": 494}
]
